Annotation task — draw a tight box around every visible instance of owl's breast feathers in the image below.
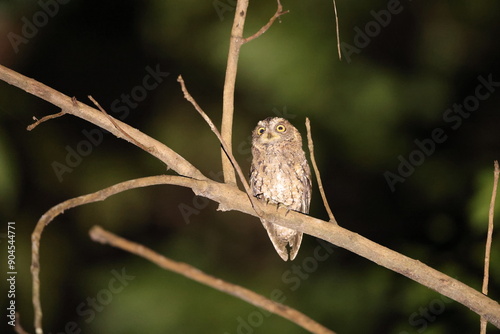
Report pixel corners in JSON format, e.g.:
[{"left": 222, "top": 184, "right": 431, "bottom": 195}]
[{"left": 250, "top": 145, "right": 311, "bottom": 214}]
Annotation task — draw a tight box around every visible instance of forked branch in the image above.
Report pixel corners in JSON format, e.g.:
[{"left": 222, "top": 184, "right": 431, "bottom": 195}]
[
  {"left": 242, "top": 0, "right": 289, "bottom": 44},
  {"left": 221, "top": 0, "right": 289, "bottom": 184}
]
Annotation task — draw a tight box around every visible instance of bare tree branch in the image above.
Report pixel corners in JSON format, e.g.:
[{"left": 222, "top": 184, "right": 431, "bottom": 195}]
[
  {"left": 89, "top": 225, "right": 336, "bottom": 334},
  {"left": 480, "top": 160, "right": 499, "bottom": 333}
]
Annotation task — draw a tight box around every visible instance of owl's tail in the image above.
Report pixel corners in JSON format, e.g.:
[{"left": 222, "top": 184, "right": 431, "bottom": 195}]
[{"left": 261, "top": 220, "right": 303, "bottom": 261}]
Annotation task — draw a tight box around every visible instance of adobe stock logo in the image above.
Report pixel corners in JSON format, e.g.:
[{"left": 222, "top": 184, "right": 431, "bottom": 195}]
[
  {"left": 384, "top": 74, "right": 500, "bottom": 192},
  {"left": 7, "top": 0, "right": 71, "bottom": 54}
]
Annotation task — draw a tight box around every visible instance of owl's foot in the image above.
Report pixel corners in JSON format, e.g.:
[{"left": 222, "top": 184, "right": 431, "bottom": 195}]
[{"left": 276, "top": 202, "right": 291, "bottom": 216}]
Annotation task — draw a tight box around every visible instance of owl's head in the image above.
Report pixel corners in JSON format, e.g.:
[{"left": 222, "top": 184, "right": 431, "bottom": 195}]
[{"left": 251, "top": 117, "right": 301, "bottom": 146}]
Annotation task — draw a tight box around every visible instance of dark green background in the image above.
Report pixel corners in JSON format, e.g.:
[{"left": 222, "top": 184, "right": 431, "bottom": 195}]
[{"left": 1, "top": 0, "right": 500, "bottom": 333}]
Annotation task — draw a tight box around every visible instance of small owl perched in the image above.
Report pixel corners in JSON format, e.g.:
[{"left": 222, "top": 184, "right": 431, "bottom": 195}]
[{"left": 250, "top": 117, "right": 312, "bottom": 261}]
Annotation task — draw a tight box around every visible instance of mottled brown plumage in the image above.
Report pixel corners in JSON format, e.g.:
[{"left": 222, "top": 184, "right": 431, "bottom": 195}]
[{"left": 250, "top": 117, "right": 312, "bottom": 261}]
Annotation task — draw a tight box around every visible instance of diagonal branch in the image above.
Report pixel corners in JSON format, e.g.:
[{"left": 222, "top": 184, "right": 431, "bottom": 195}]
[
  {"left": 177, "top": 75, "right": 262, "bottom": 214},
  {"left": 89, "top": 226, "right": 336, "bottom": 334},
  {"left": 88, "top": 95, "right": 154, "bottom": 154},
  {"left": 305, "top": 118, "right": 337, "bottom": 224},
  {"left": 480, "top": 160, "right": 499, "bottom": 333}
]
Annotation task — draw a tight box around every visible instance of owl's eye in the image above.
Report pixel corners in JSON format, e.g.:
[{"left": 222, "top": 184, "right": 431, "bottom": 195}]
[
  {"left": 257, "top": 127, "right": 265, "bottom": 135},
  {"left": 276, "top": 124, "right": 286, "bottom": 132}
]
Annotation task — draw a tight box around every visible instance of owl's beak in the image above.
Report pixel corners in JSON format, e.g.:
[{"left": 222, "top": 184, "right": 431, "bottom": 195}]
[{"left": 261, "top": 131, "right": 278, "bottom": 143}]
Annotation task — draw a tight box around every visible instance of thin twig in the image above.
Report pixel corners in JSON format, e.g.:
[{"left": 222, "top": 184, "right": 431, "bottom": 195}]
[
  {"left": 480, "top": 160, "right": 499, "bottom": 334},
  {"left": 26, "top": 111, "right": 66, "bottom": 131},
  {"left": 14, "top": 313, "right": 31, "bottom": 334},
  {"left": 305, "top": 118, "right": 337, "bottom": 224},
  {"left": 177, "top": 75, "right": 263, "bottom": 214},
  {"left": 242, "top": 0, "right": 289, "bottom": 44},
  {"left": 89, "top": 225, "right": 336, "bottom": 334},
  {"left": 332, "top": 0, "right": 342, "bottom": 60},
  {"left": 88, "top": 95, "right": 155, "bottom": 154}
]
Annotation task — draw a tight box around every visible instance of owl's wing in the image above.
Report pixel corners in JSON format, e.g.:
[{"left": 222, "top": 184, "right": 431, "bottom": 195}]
[
  {"left": 300, "top": 159, "right": 313, "bottom": 214},
  {"left": 262, "top": 219, "right": 303, "bottom": 261}
]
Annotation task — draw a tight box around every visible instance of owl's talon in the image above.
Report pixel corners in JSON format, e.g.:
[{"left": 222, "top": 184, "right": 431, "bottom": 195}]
[{"left": 276, "top": 202, "right": 289, "bottom": 215}]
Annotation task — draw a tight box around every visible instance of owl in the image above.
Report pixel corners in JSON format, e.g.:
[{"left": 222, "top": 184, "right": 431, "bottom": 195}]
[{"left": 250, "top": 117, "right": 312, "bottom": 261}]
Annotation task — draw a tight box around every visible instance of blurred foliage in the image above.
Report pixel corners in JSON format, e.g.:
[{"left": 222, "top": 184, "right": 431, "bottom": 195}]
[{"left": 1, "top": 0, "right": 500, "bottom": 333}]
